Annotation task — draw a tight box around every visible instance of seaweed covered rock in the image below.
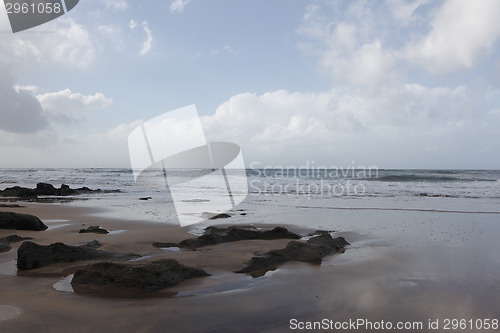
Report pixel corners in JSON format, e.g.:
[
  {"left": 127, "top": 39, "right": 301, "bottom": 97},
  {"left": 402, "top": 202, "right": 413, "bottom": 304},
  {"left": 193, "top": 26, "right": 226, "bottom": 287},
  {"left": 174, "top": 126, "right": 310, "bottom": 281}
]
[
  {"left": 0, "top": 235, "right": 33, "bottom": 253},
  {"left": 71, "top": 259, "right": 210, "bottom": 293},
  {"left": 236, "top": 234, "right": 349, "bottom": 277},
  {"left": 17, "top": 241, "right": 138, "bottom": 270},
  {"left": 79, "top": 226, "right": 109, "bottom": 234},
  {"left": 154, "top": 226, "right": 301, "bottom": 250}
]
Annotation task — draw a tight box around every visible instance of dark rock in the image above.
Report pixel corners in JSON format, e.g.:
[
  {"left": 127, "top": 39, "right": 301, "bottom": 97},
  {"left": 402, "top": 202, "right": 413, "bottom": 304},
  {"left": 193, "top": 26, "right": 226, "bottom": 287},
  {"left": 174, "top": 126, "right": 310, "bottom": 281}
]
[
  {"left": 0, "top": 204, "right": 23, "bottom": 208},
  {"left": 0, "top": 243, "right": 10, "bottom": 253},
  {"left": 17, "top": 241, "right": 139, "bottom": 271},
  {"left": 152, "top": 242, "right": 178, "bottom": 248},
  {"left": 82, "top": 240, "right": 102, "bottom": 249},
  {"left": 71, "top": 259, "right": 210, "bottom": 293},
  {"left": 209, "top": 213, "right": 231, "bottom": 220},
  {"left": 0, "top": 183, "right": 120, "bottom": 199},
  {"left": 0, "top": 212, "right": 48, "bottom": 231},
  {"left": 0, "top": 186, "right": 37, "bottom": 199},
  {"left": 34, "top": 183, "right": 58, "bottom": 195},
  {"left": 139, "top": 197, "right": 152, "bottom": 200},
  {"left": 161, "top": 226, "right": 301, "bottom": 250},
  {"left": 0, "top": 235, "right": 33, "bottom": 244},
  {"left": 0, "top": 235, "right": 33, "bottom": 253},
  {"left": 236, "top": 234, "right": 349, "bottom": 277},
  {"left": 79, "top": 225, "right": 109, "bottom": 234}
]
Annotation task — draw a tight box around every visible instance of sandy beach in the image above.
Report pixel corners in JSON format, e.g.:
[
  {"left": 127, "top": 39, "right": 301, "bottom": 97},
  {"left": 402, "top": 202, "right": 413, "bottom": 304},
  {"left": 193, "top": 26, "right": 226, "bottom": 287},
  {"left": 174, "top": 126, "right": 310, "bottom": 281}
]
[{"left": 1, "top": 195, "right": 499, "bottom": 332}]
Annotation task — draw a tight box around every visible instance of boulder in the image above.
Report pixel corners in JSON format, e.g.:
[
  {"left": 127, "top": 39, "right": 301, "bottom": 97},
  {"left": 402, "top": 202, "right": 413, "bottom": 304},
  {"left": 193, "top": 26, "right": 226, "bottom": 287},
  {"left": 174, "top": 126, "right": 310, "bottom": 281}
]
[
  {"left": 0, "top": 212, "right": 48, "bottom": 231},
  {"left": 236, "top": 234, "right": 349, "bottom": 277},
  {"left": 209, "top": 213, "right": 231, "bottom": 220},
  {"left": 71, "top": 259, "right": 210, "bottom": 292},
  {"left": 79, "top": 226, "right": 109, "bottom": 234},
  {"left": 0, "top": 235, "right": 33, "bottom": 253},
  {"left": 154, "top": 226, "right": 301, "bottom": 250},
  {"left": 17, "top": 241, "right": 139, "bottom": 270}
]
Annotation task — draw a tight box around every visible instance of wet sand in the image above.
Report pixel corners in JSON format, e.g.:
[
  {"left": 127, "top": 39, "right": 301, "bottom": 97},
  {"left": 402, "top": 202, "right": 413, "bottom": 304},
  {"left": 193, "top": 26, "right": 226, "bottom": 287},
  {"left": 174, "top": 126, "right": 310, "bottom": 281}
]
[{"left": 1, "top": 201, "right": 500, "bottom": 332}]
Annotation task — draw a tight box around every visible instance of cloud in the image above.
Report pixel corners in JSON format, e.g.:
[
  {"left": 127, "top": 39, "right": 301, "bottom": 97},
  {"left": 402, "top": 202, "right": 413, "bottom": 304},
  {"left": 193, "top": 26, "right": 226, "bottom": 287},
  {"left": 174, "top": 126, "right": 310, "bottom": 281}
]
[
  {"left": 405, "top": 0, "right": 500, "bottom": 73},
  {"left": 201, "top": 85, "right": 500, "bottom": 167},
  {"left": 139, "top": 21, "right": 153, "bottom": 55},
  {"left": 0, "top": 120, "right": 141, "bottom": 168},
  {"left": 0, "top": 81, "right": 48, "bottom": 133},
  {"left": 128, "top": 19, "right": 138, "bottom": 31},
  {"left": 298, "top": 0, "right": 500, "bottom": 87},
  {"left": 36, "top": 89, "right": 113, "bottom": 113},
  {"left": 99, "top": 0, "right": 128, "bottom": 11},
  {"left": 170, "top": 0, "right": 191, "bottom": 13}
]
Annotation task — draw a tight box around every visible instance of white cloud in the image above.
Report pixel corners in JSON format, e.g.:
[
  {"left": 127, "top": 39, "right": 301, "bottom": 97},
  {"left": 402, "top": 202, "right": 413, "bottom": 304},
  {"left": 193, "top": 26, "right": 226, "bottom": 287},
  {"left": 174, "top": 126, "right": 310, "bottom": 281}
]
[
  {"left": 36, "top": 89, "right": 113, "bottom": 114},
  {"left": 0, "top": 121, "right": 141, "bottom": 168},
  {"left": 99, "top": 0, "right": 128, "bottom": 11},
  {"left": 201, "top": 85, "right": 500, "bottom": 167},
  {"left": 170, "top": 0, "right": 191, "bottom": 13},
  {"left": 139, "top": 21, "right": 153, "bottom": 55},
  {"left": 298, "top": 0, "right": 500, "bottom": 86},
  {"left": 406, "top": 0, "right": 500, "bottom": 73},
  {"left": 128, "top": 19, "right": 138, "bottom": 31}
]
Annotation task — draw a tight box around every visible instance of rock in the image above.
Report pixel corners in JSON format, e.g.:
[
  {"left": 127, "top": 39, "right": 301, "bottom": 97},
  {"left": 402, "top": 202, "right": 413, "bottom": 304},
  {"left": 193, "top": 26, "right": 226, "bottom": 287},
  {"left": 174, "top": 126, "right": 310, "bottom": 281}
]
[
  {"left": 0, "top": 235, "right": 33, "bottom": 244},
  {"left": 0, "top": 235, "right": 33, "bottom": 253},
  {"left": 0, "top": 243, "right": 10, "bottom": 253},
  {"left": 236, "top": 234, "right": 349, "bottom": 277},
  {"left": 34, "top": 183, "right": 58, "bottom": 195},
  {"left": 160, "top": 226, "right": 301, "bottom": 250},
  {"left": 0, "top": 212, "right": 48, "bottom": 231},
  {"left": 139, "top": 197, "right": 152, "bottom": 200},
  {"left": 17, "top": 241, "right": 139, "bottom": 271},
  {"left": 0, "top": 204, "right": 23, "bottom": 208},
  {"left": 71, "top": 259, "right": 210, "bottom": 293},
  {"left": 152, "top": 242, "right": 178, "bottom": 248},
  {"left": 82, "top": 240, "right": 102, "bottom": 249},
  {"left": 79, "top": 226, "right": 109, "bottom": 234},
  {"left": 209, "top": 213, "right": 231, "bottom": 220},
  {"left": 0, "top": 183, "right": 120, "bottom": 199},
  {"left": 0, "top": 186, "right": 37, "bottom": 199}
]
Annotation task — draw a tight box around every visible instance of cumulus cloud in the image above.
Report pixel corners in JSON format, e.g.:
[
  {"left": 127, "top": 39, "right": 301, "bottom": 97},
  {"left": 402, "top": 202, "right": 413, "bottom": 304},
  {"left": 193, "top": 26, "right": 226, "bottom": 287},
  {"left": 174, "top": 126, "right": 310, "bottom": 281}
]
[
  {"left": 37, "top": 89, "right": 113, "bottom": 114},
  {"left": 170, "top": 0, "right": 191, "bottom": 13},
  {"left": 201, "top": 86, "right": 500, "bottom": 167},
  {"left": 405, "top": 0, "right": 500, "bottom": 73},
  {"left": 0, "top": 81, "right": 48, "bottom": 133},
  {"left": 298, "top": 0, "right": 500, "bottom": 86}
]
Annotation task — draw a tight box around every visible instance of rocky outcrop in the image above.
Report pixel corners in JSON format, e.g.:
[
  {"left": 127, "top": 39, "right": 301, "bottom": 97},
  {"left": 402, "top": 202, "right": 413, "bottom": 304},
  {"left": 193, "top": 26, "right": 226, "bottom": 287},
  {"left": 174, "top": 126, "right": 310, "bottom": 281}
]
[
  {"left": 0, "top": 186, "right": 37, "bottom": 199},
  {"left": 209, "top": 213, "right": 231, "bottom": 220},
  {"left": 0, "top": 212, "right": 48, "bottom": 231},
  {"left": 153, "top": 226, "right": 301, "bottom": 250},
  {"left": 71, "top": 259, "right": 210, "bottom": 293},
  {"left": 79, "top": 226, "right": 109, "bottom": 234},
  {"left": 236, "top": 234, "right": 349, "bottom": 277},
  {"left": 0, "top": 183, "right": 121, "bottom": 199},
  {"left": 17, "top": 241, "right": 139, "bottom": 270},
  {"left": 0, "top": 235, "right": 33, "bottom": 253}
]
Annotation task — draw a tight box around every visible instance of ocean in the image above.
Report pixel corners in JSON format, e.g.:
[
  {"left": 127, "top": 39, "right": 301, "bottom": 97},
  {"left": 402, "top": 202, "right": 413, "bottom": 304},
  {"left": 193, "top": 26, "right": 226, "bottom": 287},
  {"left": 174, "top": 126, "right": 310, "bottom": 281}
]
[{"left": 0, "top": 168, "right": 498, "bottom": 228}]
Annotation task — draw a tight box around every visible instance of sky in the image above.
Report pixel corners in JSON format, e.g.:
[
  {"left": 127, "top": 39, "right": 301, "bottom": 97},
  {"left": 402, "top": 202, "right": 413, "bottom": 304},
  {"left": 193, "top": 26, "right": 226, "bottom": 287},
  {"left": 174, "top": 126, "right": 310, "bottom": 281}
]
[{"left": 0, "top": 0, "right": 499, "bottom": 169}]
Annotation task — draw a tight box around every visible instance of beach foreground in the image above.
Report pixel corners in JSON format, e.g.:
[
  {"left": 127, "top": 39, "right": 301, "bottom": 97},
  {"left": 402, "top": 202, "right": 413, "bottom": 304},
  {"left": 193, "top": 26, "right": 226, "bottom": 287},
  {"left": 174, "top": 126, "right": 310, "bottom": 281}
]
[{"left": 1, "top": 199, "right": 500, "bottom": 332}]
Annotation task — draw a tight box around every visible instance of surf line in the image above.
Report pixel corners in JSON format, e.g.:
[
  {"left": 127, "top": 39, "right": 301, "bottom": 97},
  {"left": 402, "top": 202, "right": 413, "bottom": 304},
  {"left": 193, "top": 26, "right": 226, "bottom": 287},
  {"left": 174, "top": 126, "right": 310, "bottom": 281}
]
[{"left": 295, "top": 205, "right": 500, "bottom": 215}]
